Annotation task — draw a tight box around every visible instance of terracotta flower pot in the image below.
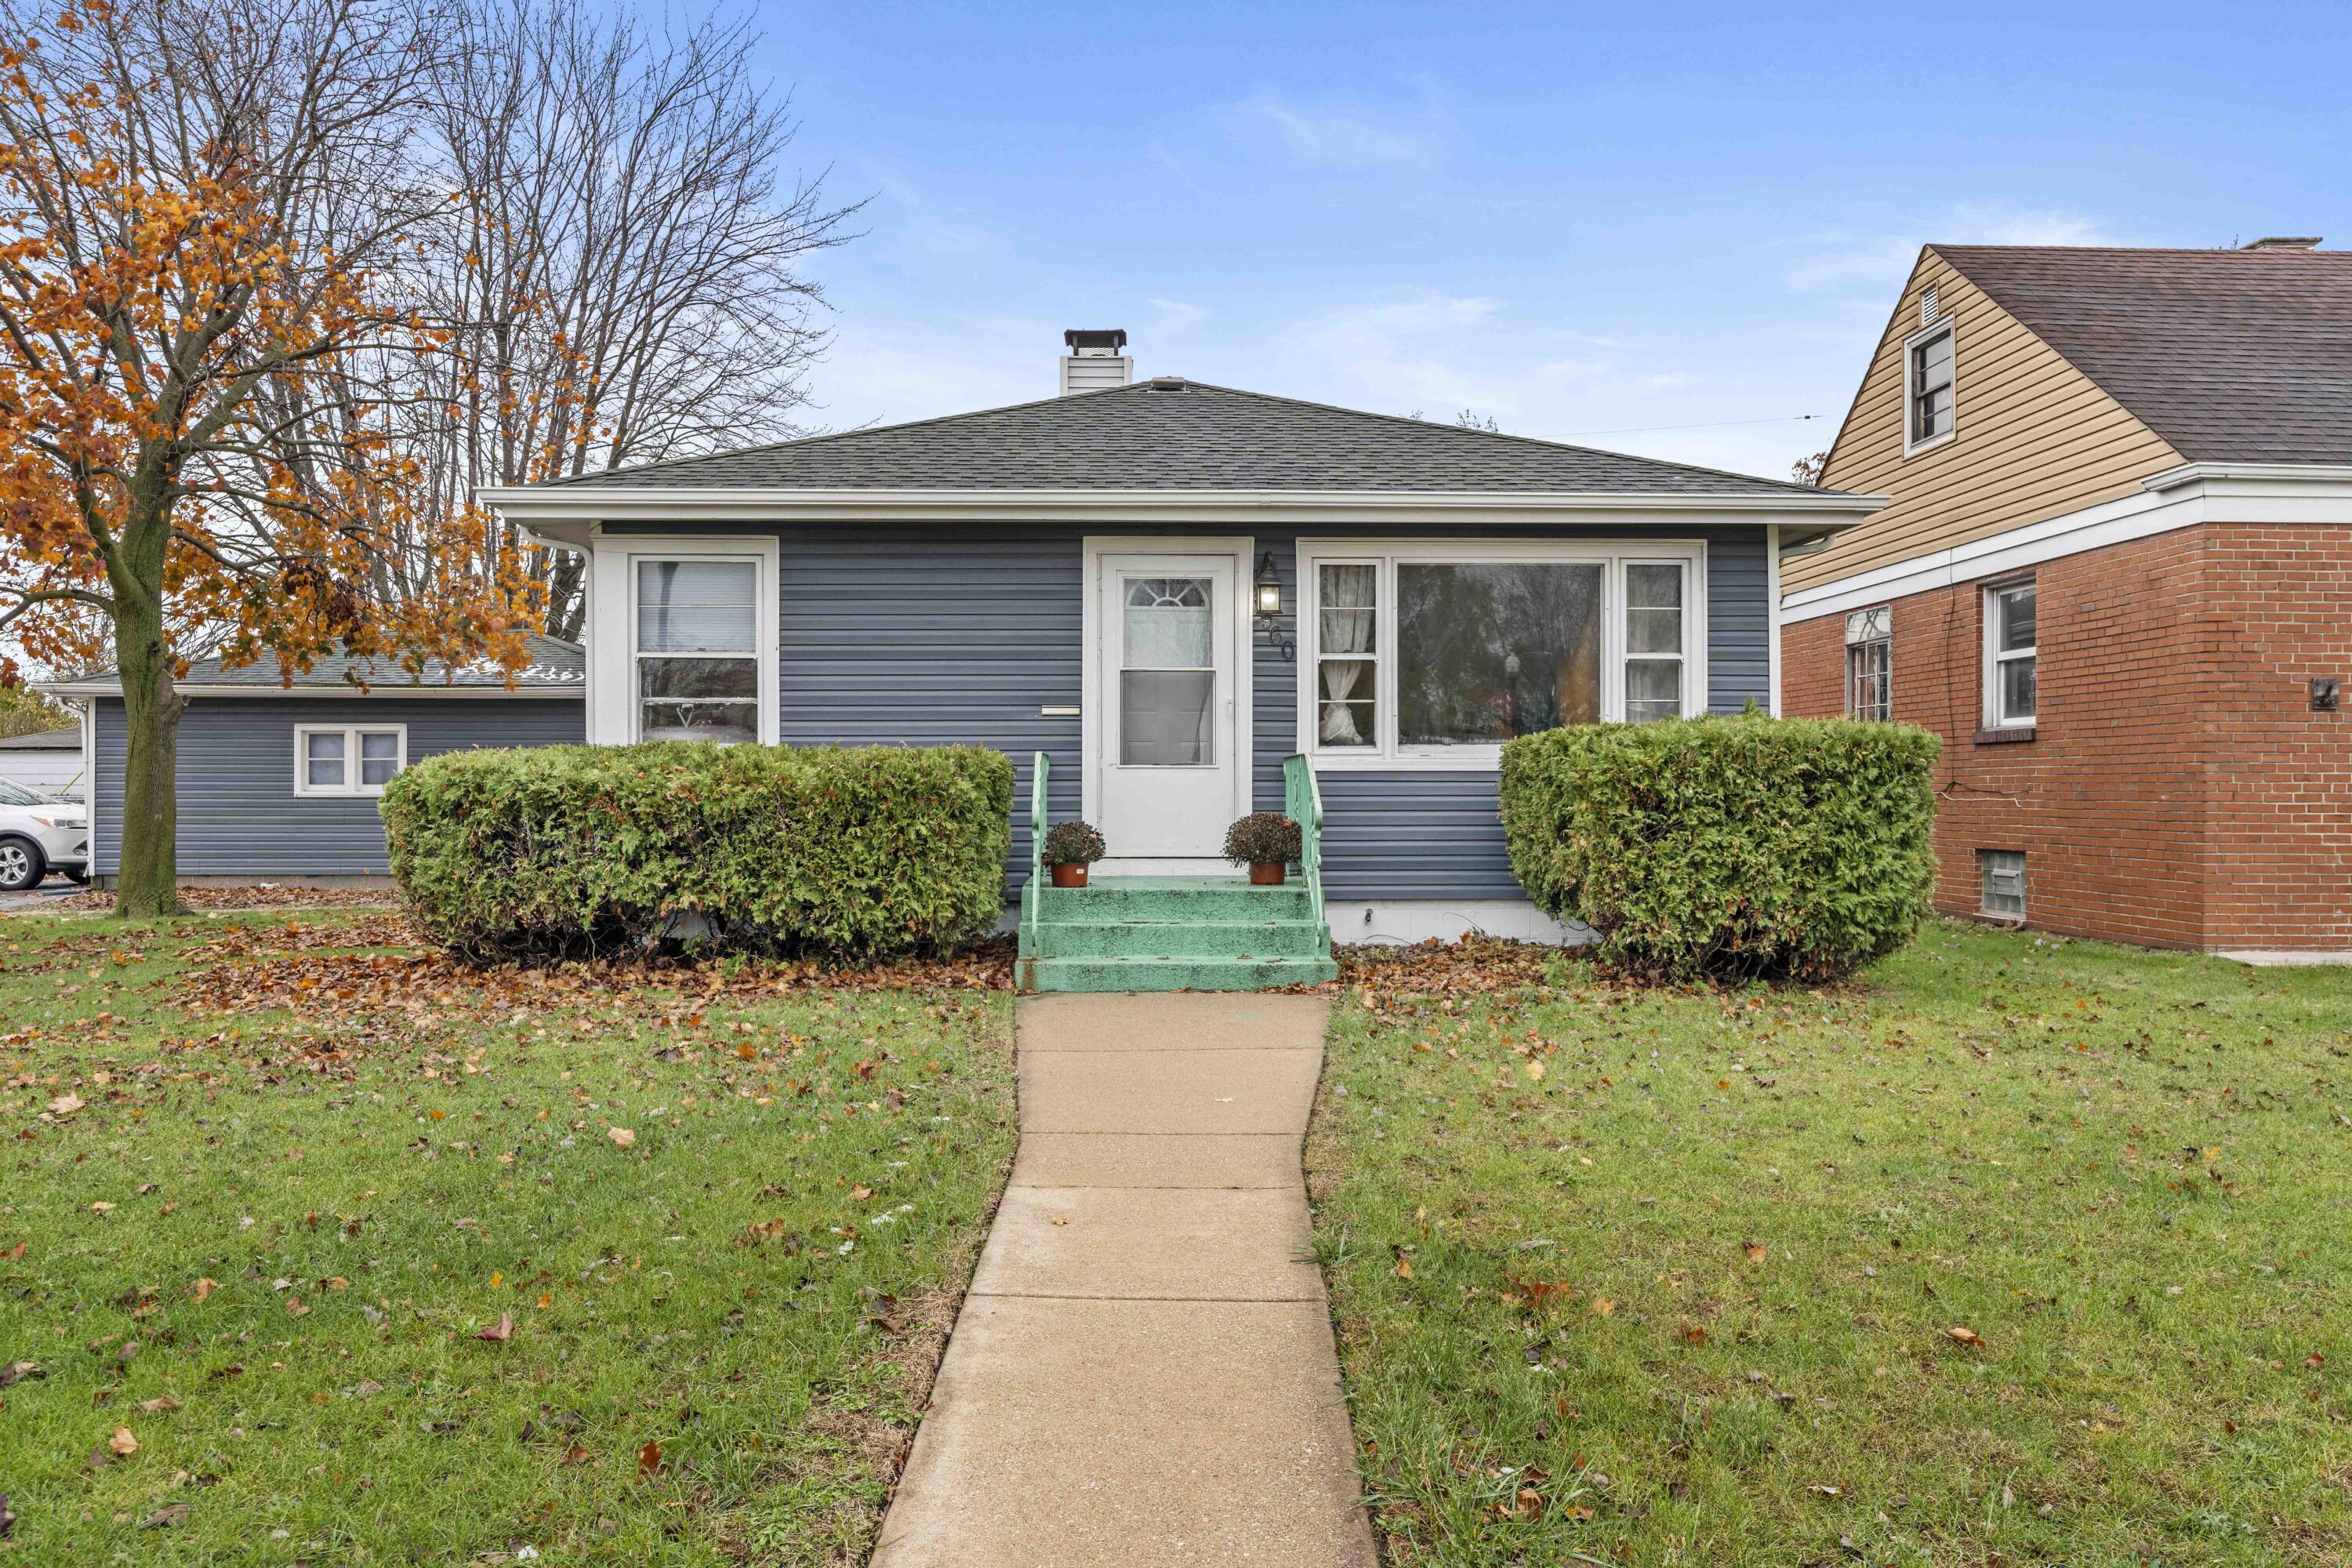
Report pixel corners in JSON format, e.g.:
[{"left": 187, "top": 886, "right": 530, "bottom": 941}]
[
  {"left": 1051, "top": 862, "right": 1089, "bottom": 887},
  {"left": 1249, "top": 861, "right": 1286, "bottom": 886}
]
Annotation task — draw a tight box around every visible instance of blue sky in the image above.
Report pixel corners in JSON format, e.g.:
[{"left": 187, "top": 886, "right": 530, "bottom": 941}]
[{"left": 750, "top": 1, "right": 2350, "bottom": 481}]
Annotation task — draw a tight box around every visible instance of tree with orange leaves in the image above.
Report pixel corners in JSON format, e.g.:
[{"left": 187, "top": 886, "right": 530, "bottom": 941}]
[{"left": 0, "top": 0, "right": 539, "bottom": 915}]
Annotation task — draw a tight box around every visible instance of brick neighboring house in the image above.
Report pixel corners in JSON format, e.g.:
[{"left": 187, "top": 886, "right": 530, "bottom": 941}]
[{"left": 1779, "top": 239, "right": 2352, "bottom": 959}]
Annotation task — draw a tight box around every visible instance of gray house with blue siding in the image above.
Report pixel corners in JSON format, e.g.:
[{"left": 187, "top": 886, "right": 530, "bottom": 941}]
[
  {"left": 484, "top": 339, "right": 1881, "bottom": 949},
  {"left": 42, "top": 637, "right": 584, "bottom": 884}
]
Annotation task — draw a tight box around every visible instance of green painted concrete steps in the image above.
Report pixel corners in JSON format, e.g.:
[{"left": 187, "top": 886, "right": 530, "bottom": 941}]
[{"left": 1018, "top": 874, "right": 1338, "bottom": 993}]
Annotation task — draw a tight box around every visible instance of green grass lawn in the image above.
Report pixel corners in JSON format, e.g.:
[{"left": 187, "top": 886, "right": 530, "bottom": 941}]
[
  {"left": 0, "top": 910, "right": 1017, "bottom": 1565},
  {"left": 1308, "top": 922, "right": 2352, "bottom": 1567}
]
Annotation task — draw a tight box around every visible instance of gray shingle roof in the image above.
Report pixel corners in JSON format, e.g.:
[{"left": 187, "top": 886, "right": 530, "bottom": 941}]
[
  {"left": 1936, "top": 244, "right": 2352, "bottom": 464},
  {"left": 537, "top": 378, "right": 1828, "bottom": 496},
  {"left": 0, "top": 727, "right": 77, "bottom": 750},
  {"left": 168, "top": 633, "right": 584, "bottom": 691}
]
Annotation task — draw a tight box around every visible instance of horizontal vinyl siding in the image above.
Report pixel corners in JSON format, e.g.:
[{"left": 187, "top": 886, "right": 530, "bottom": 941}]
[
  {"left": 92, "top": 697, "right": 583, "bottom": 877},
  {"left": 1790, "top": 251, "right": 2185, "bottom": 595},
  {"left": 675, "top": 520, "right": 1777, "bottom": 904}
]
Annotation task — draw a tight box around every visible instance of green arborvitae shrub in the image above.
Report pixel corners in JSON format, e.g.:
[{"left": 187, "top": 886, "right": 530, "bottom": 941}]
[
  {"left": 381, "top": 742, "right": 1012, "bottom": 963},
  {"left": 1499, "top": 715, "right": 1940, "bottom": 982}
]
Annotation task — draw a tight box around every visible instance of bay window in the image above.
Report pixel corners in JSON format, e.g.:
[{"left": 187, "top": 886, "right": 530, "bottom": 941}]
[
  {"left": 1299, "top": 542, "right": 1704, "bottom": 765},
  {"left": 635, "top": 557, "right": 760, "bottom": 743}
]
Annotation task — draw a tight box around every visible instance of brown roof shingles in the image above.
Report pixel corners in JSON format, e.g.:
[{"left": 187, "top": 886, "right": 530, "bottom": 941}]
[{"left": 1933, "top": 244, "right": 2352, "bottom": 465}]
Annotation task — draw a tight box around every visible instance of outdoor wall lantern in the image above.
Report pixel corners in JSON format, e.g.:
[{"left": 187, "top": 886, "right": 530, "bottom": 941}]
[{"left": 1254, "top": 551, "right": 1294, "bottom": 661}]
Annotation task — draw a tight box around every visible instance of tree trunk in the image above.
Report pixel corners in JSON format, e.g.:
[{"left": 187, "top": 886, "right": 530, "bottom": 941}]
[{"left": 111, "top": 583, "right": 185, "bottom": 917}]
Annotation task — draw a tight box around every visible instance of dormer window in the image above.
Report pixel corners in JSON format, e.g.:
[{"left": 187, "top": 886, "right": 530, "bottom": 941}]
[{"left": 1905, "top": 318, "right": 1955, "bottom": 453}]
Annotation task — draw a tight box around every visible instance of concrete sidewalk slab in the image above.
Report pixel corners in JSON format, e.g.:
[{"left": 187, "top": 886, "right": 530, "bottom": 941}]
[
  {"left": 1019, "top": 1047, "right": 1320, "bottom": 1135},
  {"left": 969, "top": 1185, "right": 1323, "bottom": 1302},
  {"left": 870, "top": 1296, "right": 1369, "bottom": 1567},
  {"left": 1019, "top": 991, "right": 1334, "bottom": 1052},
  {"left": 1011, "top": 1131, "right": 1300, "bottom": 1189},
  {"left": 874, "top": 990, "right": 1374, "bottom": 1567}
]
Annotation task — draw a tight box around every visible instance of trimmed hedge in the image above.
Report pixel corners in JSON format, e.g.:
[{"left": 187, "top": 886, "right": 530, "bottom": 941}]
[
  {"left": 1499, "top": 716, "right": 1940, "bottom": 982},
  {"left": 381, "top": 743, "right": 1012, "bottom": 962}
]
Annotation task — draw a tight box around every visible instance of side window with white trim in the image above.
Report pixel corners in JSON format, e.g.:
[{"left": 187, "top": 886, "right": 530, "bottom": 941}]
[
  {"left": 1984, "top": 580, "right": 2037, "bottom": 728},
  {"left": 1845, "top": 605, "right": 1892, "bottom": 720},
  {"left": 296, "top": 725, "right": 407, "bottom": 797}
]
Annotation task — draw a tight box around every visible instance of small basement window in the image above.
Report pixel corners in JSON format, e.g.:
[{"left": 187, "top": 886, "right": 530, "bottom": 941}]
[
  {"left": 1845, "top": 604, "right": 1892, "bottom": 720},
  {"left": 1980, "top": 849, "right": 2027, "bottom": 919},
  {"left": 295, "top": 724, "right": 406, "bottom": 797},
  {"left": 1905, "top": 319, "right": 1955, "bottom": 453}
]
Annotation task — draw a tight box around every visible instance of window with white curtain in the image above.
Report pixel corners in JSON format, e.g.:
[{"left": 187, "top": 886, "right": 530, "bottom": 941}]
[
  {"left": 635, "top": 558, "right": 760, "bottom": 743},
  {"left": 1298, "top": 543, "right": 1704, "bottom": 764}
]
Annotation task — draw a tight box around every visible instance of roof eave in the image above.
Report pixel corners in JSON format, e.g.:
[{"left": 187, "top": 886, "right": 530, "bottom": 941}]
[
  {"left": 481, "top": 485, "right": 1886, "bottom": 529},
  {"left": 35, "top": 680, "right": 583, "bottom": 699}
]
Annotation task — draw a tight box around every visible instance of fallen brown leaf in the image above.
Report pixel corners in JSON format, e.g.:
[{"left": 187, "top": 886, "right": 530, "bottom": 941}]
[
  {"left": 191, "top": 1278, "right": 218, "bottom": 1303},
  {"left": 637, "top": 1439, "right": 663, "bottom": 1475},
  {"left": 107, "top": 1426, "right": 138, "bottom": 1456},
  {"left": 607, "top": 1127, "right": 637, "bottom": 1151},
  {"left": 140, "top": 1504, "right": 192, "bottom": 1529},
  {"left": 1946, "top": 1326, "right": 1984, "bottom": 1348},
  {"left": 134, "top": 1396, "right": 180, "bottom": 1414},
  {"left": 478, "top": 1313, "right": 514, "bottom": 1342},
  {"left": 46, "top": 1092, "right": 82, "bottom": 1116}
]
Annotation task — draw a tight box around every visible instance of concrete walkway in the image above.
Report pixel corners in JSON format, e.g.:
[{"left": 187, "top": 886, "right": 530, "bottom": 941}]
[{"left": 872, "top": 992, "right": 1377, "bottom": 1567}]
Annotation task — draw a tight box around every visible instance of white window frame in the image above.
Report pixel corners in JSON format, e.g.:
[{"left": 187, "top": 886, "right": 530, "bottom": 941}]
[
  {"left": 586, "top": 533, "right": 779, "bottom": 746},
  {"left": 293, "top": 724, "right": 407, "bottom": 798},
  {"left": 1983, "top": 579, "right": 2037, "bottom": 730},
  {"left": 1903, "top": 317, "right": 1957, "bottom": 456},
  {"left": 1845, "top": 604, "right": 1892, "bottom": 721},
  {"left": 1294, "top": 539, "right": 1708, "bottom": 771}
]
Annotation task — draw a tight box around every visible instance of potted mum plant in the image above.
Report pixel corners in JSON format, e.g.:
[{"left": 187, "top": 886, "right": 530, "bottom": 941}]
[
  {"left": 1223, "top": 812, "right": 1302, "bottom": 886},
  {"left": 1042, "top": 820, "right": 1107, "bottom": 887}
]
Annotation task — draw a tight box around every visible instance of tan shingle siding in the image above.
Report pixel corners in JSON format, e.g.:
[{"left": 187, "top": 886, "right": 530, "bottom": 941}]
[{"left": 1790, "top": 249, "right": 2185, "bottom": 595}]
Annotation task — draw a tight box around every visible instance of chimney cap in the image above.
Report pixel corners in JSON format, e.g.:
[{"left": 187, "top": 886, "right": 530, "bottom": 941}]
[
  {"left": 2242, "top": 235, "right": 2324, "bottom": 251},
  {"left": 1063, "top": 328, "right": 1128, "bottom": 354}
]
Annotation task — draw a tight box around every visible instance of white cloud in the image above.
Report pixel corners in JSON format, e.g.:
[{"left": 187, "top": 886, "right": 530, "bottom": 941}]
[{"left": 1222, "top": 90, "right": 1443, "bottom": 170}]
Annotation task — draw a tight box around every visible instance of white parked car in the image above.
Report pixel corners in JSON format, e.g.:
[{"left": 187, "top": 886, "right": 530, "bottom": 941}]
[{"left": 0, "top": 776, "right": 87, "bottom": 890}]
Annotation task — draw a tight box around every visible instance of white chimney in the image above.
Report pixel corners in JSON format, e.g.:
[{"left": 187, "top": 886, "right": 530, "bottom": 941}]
[
  {"left": 2242, "top": 235, "right": 2323, "bottom": 251},
  {"left": 1060, "top": 328, "right": 1131, "bottom": 395}
]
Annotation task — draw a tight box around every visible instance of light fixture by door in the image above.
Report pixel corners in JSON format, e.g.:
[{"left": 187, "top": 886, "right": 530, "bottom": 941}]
[{"left": 1253, "top": 551, "right": 1294, "bottom": 662}]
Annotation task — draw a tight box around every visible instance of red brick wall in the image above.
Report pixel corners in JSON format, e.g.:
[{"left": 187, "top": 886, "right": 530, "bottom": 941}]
[
  {"left": 2195, "top": 525, "right": 2352, "bottom": 950},
  {"left": 1780, "top": 523, "right": 2352, "bottom": 952}
]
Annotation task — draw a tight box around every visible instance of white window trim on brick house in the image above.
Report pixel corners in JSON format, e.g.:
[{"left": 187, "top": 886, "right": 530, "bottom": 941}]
[
  {"left": 1844, "top": 604, "right": 1892, "bottom": 720},
  {"left": 1982, "top": 578, "right": 2037, "bottom": 730}
]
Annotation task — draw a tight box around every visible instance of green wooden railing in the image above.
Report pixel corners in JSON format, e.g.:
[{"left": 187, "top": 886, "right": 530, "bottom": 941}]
[
  {"left": 1282, "top": 751, "right": 1325, "bottom": 930},
  {"left": 1022, "top": 750, "right": 1051, "bottom": 926}
]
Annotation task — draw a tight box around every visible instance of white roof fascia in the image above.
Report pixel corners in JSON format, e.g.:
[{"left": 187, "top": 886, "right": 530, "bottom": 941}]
[{"left": 481, "top": 485, "right": 1887, "bottom": 532}]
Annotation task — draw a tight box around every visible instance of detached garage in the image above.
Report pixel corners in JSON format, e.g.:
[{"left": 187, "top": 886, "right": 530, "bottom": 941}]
[{"left": 40, "top": 636, "right": 584, "bottom": 887}]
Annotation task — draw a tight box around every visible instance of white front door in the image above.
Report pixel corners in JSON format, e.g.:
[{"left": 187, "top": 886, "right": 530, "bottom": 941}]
[{"left": 1093, "top": 550, "right": 1245, "bottom": 862}]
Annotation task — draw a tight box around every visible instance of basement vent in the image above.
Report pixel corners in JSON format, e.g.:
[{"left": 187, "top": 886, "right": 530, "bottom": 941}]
[{"left": 1921, "top": 285, "right": 1940, "bottom": 327}]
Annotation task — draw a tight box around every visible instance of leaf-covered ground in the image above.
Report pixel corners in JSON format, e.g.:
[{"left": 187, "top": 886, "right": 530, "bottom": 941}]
[
  {"left": 0, "top": 910, "right": 1018, "bottom": 1565},
  {"left": 1307, "top": 921, "right": 2352, "bottom": 1567}
]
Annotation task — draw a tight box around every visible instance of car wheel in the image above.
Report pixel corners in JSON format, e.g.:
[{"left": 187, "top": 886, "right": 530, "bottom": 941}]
[{"left": 0, "top": 836, "right": 43, "bottom": 892}]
